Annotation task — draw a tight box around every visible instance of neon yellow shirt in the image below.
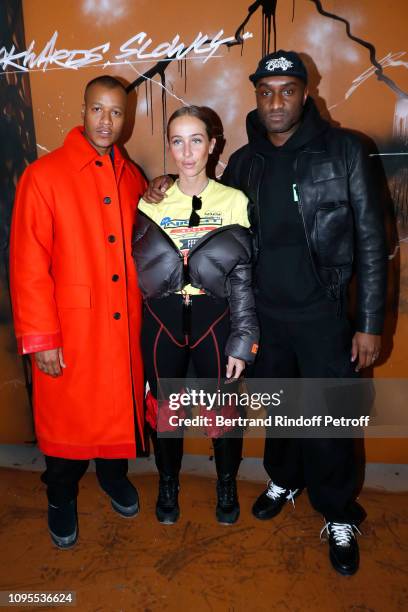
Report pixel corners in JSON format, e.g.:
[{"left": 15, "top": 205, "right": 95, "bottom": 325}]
[{"left": 138, "top": 179, "right": 250, "bottom": 294}]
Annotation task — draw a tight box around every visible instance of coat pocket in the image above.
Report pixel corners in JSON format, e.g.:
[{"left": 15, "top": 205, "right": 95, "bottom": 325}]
[
  {"left": 311, "top": 158, "right": 348, "bottom": 203},
  {"left": 55, "top": 285, "right": 92, "bottom": 309},
  {"left": 311, "top": 157, "right": 346, "bottom": 182},
  {"left": 313, "top": 205, "right": 353, "bottom": 267}
]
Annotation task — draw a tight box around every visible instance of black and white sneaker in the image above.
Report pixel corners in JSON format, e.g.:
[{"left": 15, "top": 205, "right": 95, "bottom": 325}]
[
  {"left": 321, "top": 521, "right": 361, "bottom": 576},
  {"left": 252, "top": 481, "right": 299, "bottom": 520}
]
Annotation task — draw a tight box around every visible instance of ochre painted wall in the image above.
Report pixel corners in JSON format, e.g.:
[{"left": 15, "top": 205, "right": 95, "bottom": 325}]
[{"left": 1, "top": 0, "right": 407, "bottom": 461}]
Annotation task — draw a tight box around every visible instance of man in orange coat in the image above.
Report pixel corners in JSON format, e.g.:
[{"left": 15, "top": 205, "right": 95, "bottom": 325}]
[{"left": 9, "top": 76, "right": 147, "bottom": 548}]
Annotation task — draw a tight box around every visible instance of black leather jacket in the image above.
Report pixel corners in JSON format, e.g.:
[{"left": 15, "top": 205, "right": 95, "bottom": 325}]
[
  {"left": 222, "top": 99, "right": 387, "bottom": 335},
  {"left": 132, "top": 210, "right": 259, "bottom": 363}
]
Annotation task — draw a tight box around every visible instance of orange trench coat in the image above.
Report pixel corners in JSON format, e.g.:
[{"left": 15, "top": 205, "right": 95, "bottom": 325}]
[{"left": 9, "top": 127, "right": 147, "bottom": 459}]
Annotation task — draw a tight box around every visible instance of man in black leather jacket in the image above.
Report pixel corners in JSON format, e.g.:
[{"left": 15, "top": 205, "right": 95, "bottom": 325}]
[
  {"left": 144, "top": 50, "right": 387, "bottom": 576},
  {"left": 222, "top": 50, "right": 387, "bottom": 577}
]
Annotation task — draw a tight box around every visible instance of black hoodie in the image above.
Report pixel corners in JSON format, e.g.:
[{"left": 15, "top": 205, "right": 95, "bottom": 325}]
[{"left": 246, "top": 98, "right": 337, "bottom": 319}]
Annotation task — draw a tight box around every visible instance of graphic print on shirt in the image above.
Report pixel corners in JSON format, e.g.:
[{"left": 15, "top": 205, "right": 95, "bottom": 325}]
[{"left": 160, "top": 211, "right": 222, "bottom": 255}]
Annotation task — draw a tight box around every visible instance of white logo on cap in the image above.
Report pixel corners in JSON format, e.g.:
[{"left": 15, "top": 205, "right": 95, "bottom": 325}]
[{"left": 265, "top": 57, "right": 294, "bottom": 72}]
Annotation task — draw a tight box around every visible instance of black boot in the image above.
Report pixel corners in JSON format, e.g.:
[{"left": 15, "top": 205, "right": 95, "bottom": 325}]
[
  {"left": 213, "top": 436, "right": 242, "bottom": 525},
  {"left": 157, "top": 474, "right": 180, "bottom": 524},
  {"left": 48, "top": 499, "right": 78, "bottom": 549},
  {"left": 98, "top": 477, "right": 139, "bottom": 517},
  {"left": 95, "top": 458, "right": 139, "bottom": 517},
  {"left": 150, "top": 431, "right": 183, "bottom": 525},
  {"left": 216, "top": 477, "right": 239, "bottom": 525}
]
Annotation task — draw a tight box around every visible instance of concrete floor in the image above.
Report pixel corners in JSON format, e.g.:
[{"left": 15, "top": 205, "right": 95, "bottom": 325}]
[
  {"left": 1, "top": 443, "right": 408, "bottom": 491},
  {"left": 0, "top": 448, "right": 407, "bottom": 611}
]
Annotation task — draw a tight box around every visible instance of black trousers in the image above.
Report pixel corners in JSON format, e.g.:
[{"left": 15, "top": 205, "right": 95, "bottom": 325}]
[
  {"left": 251, "top": 310, "right": 364, "bottom": 523},
  {"left": 142, "top": 294, "right": 242, "bottom": 479},
  {"left": 42, "top": 456, "right": 128, "bottom": 505}
]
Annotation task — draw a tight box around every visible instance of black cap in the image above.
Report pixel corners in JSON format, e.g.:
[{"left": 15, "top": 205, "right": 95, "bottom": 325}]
[{"left": 249, "top": 50, "right": 308, "bottom": 85}]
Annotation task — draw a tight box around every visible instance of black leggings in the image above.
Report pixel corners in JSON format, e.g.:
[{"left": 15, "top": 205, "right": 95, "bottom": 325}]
[
  {"left": 142, "top": 294, "right": 231, "bottom": 397},
  {"left": 141, "top": 294, "right": 242, "bottom": 479}
]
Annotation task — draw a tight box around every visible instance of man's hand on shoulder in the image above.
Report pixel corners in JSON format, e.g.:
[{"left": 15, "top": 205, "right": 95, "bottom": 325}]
[
  {"left": 143, "top": 175, "right": 174, "bottom": 203},
  {"left": 34, "top": 348, "right": 66, "bottom": 377},
  {"left": 351, "top": 332, "right": 381, "bottom": 372}
]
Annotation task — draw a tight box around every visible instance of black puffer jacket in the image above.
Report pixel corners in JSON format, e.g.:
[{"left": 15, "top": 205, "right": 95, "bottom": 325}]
[
  {"left": 222, "top": 98, "right": 387, "bottom": 335},
  {"left": 132, "top": 210, "right": 259, "bottom": 363}
]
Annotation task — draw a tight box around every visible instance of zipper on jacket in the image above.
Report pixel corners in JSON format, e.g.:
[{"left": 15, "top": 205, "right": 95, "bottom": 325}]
[
  {"left": 255, "top": 154, "right": 264, "bottom": 251},
  {"left": 247, "top": 154, "right": 264, "bottom": 252},
  {"left": 295, "top": 153, "right": 345, "bottom": 308},
  {"left": 182, "top": 252, "right": 190, "bottom": 287},
  {"left": 294, "top": 154, "right": 326, "bottom": 290},
  {"left": 334, "top": 268, "right": 343, "bottom": 316},
  {"left": 181, "top": 288, "right": 192, "bottom": 340}
]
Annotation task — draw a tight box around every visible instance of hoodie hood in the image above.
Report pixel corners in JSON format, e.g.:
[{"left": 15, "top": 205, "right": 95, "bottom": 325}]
[{"left": 246, "top": 97, "right": 329, "bottom": 155}]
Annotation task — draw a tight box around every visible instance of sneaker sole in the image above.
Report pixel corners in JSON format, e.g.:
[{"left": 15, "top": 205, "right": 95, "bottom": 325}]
[
  {"left": 329, "top": 550, "right": 359, "bottom": 576},
  {"left": 157, "top": 517, "right": 179, "bottom": 525},
  {"left": 216, "top": 509, "right": 240, "bottom": 525},
  {"left": 110, "top": 499, "right": 139, "bottom": 518},
  {"left": 156, "top": 508, "right": 180, "bottom": 525},
  {"left": 49, "top": 528, "right": 78, "bottom": 549},
  {"left": 252, "top": 505, "right": 286, "bottom": 520},
  {"left": 216, "top": 518, "right": 239, "bottom": 525},
  {"left": 99, "top": 479, "right": 139, "bottom": 518}
]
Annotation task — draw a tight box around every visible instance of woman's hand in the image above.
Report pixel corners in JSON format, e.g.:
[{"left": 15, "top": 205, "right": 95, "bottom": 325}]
[{"left": 226, "top": 356, "right": 245, "bottom": 381}]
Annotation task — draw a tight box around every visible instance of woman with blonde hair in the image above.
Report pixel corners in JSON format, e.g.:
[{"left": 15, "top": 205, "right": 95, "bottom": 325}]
[{"left": 133, "top": 105, "right": 258, "bottom": 525}]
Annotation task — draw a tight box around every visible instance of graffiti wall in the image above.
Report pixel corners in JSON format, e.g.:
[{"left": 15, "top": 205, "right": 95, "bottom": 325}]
[
  {"left": 0, "top": 0, "right": 37, "bottom": 443},
  {"left": 1, "top": 0, "right": 407, "bottom": 458}
]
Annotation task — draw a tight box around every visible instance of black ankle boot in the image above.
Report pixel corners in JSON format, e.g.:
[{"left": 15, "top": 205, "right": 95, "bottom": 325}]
[
  {"left": 150, "top": 429, "right": 183, "bottom": 524},
  {"left": 216, "top": 477, "right": 239, "bottom": 524},
  {"left": 213, "top": 435, "right": 242, "bottom": 525},
  {"left": 156, "top": 474, "right": 180, "bottom": 524}
]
